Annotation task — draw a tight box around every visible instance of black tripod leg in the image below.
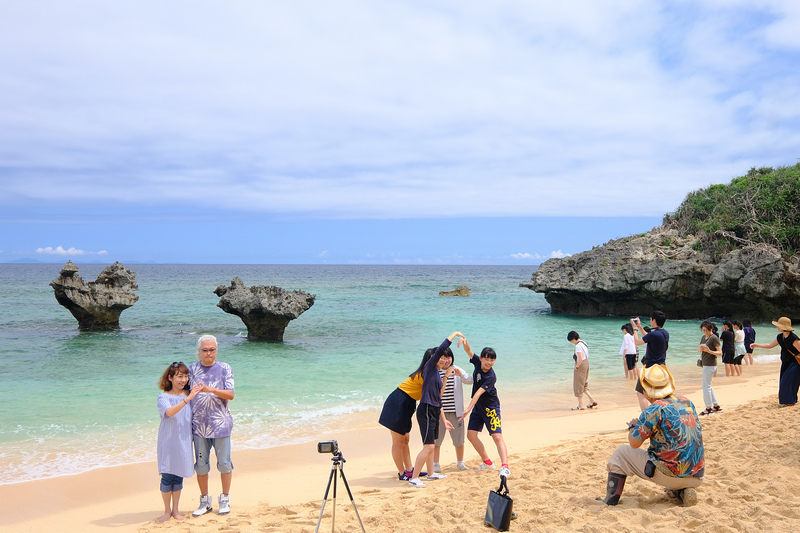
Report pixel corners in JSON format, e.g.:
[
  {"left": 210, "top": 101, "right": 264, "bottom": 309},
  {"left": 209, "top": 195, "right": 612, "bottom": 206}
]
[
  {"left": 331, "top": 464, "right": 337, "bottom": 532},
  {"left": 337, "top": 466, "right": 366, "bottom": 533},
  {"left": 314, "top": 464, "right": 338, "bottom": 533}
]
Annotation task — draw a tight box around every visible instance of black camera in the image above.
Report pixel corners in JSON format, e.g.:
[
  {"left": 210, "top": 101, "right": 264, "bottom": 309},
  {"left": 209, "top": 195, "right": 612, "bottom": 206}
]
[{"left": 317, "top": 440, "right": 339, "bottom": 454}]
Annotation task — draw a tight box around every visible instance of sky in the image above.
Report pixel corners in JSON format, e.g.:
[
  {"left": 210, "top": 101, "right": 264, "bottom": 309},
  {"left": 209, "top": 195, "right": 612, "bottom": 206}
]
[{"left": 1, "top": 1, "right": 799, "bottom": 264}]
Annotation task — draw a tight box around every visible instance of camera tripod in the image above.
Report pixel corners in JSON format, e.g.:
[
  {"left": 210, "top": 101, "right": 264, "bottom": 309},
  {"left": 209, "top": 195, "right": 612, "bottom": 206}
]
[{"left": 315, "top": 450, "right": 366, "bottom": 533}]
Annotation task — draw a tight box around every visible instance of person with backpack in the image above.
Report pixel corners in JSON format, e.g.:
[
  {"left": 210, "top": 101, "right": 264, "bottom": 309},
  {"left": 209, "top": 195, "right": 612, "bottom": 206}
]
[{"left": 567, "top": 331, "right": 598, "bottom": 410}]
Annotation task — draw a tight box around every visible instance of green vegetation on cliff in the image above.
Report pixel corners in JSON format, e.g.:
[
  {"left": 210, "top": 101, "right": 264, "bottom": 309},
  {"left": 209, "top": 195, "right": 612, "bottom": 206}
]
[{"left": 664, "top": 162, "right": 800, "bottom": 257}]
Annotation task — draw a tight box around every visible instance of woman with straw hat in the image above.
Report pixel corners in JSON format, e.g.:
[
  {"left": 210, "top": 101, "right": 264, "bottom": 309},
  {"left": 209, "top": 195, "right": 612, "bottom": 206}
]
[{"left": 751, "top": 317, "right": 800, "bottom": 406}]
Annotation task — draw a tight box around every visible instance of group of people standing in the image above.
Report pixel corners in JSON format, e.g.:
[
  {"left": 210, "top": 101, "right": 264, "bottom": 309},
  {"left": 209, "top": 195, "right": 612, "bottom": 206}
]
[
  {"left": 155, "top": 335, "right": 235, "bottom": 522},
  {"left": 568, "top": 311, "right": 671, "bottom": 413},
  {"left": 696, "top": 319, "right": 756, "bottom": 415},
  {"left": 568, "top": 311, "right": 800, "bottom": 507},
  {"left": 378, "top": 331, "right": 510, "bottom": 488}
]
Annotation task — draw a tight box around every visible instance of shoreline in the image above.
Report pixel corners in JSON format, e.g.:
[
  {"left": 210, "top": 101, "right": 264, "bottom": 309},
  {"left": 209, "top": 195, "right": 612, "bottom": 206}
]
[{"left": 3, "top": 358, "right": 786, "bottom": 532}]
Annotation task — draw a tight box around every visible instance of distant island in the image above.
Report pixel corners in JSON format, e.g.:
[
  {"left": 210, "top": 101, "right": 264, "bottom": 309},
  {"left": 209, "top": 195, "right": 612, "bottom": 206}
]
[{"left": 522, "top": 163, "right": 800, "bottom": 320}]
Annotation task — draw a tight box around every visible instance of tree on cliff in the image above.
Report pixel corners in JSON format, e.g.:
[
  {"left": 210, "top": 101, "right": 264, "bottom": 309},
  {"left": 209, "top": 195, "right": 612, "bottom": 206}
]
[{"left": 664, "top": 163, "right": 800, "bottom": 260}]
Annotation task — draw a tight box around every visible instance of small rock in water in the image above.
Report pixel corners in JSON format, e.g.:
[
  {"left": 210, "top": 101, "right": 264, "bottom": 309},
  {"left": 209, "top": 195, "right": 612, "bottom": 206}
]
[{"left": 439, "top": 285, "right": 470, "bottom": 297}]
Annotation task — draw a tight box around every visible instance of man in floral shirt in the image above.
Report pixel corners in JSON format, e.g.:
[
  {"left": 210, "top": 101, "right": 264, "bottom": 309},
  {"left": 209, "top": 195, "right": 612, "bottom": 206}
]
[
  {"left": 189, "top": 335, "right": 235, "bottom": 516},
  {"left": 598, "top": 364, "right": 704, "bottom": 507}
]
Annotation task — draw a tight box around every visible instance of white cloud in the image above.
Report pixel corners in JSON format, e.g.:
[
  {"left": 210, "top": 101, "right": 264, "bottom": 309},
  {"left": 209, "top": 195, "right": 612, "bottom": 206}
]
[
  {"left": 511, "top": 250, "right": 571, "bottom": 261},
  {"left": 36, "top": 246, "right": 86, "bottom": 255},
  {"left": 1, "top": 1, "right": 798, "bottom": 219},
  {"left": 35, "top": 246, "right": 107, "bottom": 256}
]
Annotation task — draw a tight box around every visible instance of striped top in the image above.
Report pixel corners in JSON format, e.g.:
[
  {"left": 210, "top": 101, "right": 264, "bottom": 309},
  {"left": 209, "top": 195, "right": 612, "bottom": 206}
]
[{"left": 439, "top": 369, "right": 457, "bottom": 413}]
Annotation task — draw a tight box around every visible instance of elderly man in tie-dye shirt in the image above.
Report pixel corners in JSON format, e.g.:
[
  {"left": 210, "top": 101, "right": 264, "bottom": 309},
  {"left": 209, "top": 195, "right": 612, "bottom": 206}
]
[
  {"left": 188, "top": 335, "right": 235, "bottom": 517},
  {"left": 598, "top": 364, "right": 704, "bottom": 507}
]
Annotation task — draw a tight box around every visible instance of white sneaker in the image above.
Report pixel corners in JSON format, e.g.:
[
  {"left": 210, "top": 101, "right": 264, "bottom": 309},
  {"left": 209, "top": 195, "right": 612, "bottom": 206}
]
[
  {"left": 192, "top": 494, "right": 212, "bottom": 516},
  {"left": 408, "top": 478, "right": 426, "bottom": 488},
  {"left": 499, "top": 466, "right": 511, "bottom": 477},
  {"left": 479, "top": 463, "right": 496, "bottom": 471},
  {"left": 427, "top": 472, "right": 447, "bottom": 480},
  {"left": 218, "top": 493, "right": 230, "bottom": 515},
  {"left": 457, "top": 461, "right": 468, "bottom": 471},
  {"left": 433, "top": 462, "right": 441, "bottom": 473}
]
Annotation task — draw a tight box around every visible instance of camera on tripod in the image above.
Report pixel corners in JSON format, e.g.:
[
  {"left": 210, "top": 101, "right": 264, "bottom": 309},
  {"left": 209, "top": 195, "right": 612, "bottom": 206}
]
[
  {"left": 314, "top": 440, "right": 366, "bottom": 532},
  {"left": 317, "top": 440, "right": 339, "bottom": 455}
]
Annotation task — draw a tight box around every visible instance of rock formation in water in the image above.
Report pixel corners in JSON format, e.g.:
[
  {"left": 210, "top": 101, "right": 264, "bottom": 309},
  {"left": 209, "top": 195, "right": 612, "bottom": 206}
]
[
  {"left": 520, "top": 227, "right": 800, "bottom": 320},
  {"left": 50, "top": 261, "right": 140, "bottom": 329},
  {"left": 439, "top": 285, "right": 470, "bottom": 297},
  {"left": 214, "top": 277, "right": 316, "bottom": 341}
]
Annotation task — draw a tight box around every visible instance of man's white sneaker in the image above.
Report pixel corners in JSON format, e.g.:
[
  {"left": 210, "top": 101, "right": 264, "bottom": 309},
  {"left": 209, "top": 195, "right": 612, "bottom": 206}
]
[
  {"left": 499, "top": 466, "right": 511, "bottom": 477},
  {"left": 457, "top": 461, "right": 468, "bottom": 471},
  {"left": 433, "top": 462, "right": 441, "bottom": 473},
  {"left": 218, "top": 493, "right": 230, "bottom": 515},
  {"left": 192, "top": 494, "right": 212, "bottom": 516},
  {"left": 427, "top": 472, "right": 447, "bottom": 480},
  {"left": 408, "top": 478, "right": 426, "bottom": 488},
  {"left": 479, "top": 463, "right": 496, "bottom": 471}
]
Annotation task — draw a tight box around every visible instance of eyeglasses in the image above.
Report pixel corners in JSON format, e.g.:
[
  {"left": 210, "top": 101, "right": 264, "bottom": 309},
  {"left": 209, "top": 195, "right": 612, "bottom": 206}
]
[
  {"left": 171, "top": 361, "right": 184, "bottom": 367},
  {"left": 201, "top": 348, "right": 217, "bottom": 353}
]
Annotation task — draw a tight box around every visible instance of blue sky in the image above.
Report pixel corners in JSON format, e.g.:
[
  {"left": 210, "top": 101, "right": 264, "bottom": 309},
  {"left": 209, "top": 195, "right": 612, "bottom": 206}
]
[{"left": 1, "top": 1, "right": 798, "bottom": 264}]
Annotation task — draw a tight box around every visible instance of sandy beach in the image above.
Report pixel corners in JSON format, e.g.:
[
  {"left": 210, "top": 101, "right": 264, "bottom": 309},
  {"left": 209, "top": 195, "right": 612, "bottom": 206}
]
[{"left": 5, "top": 359, "right": 799, "bottom": 533}]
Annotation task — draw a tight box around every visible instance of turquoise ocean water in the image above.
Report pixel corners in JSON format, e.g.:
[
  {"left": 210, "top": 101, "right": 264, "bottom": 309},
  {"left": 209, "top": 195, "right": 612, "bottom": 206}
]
[{"left": 0, "top": 264, "right": 776, "bottom": 485}]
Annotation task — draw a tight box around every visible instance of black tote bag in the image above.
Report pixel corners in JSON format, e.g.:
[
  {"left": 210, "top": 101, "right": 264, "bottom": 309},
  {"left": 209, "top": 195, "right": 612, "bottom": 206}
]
[{"left": 485, "top": 475, "right": 513, "bottom": 531}]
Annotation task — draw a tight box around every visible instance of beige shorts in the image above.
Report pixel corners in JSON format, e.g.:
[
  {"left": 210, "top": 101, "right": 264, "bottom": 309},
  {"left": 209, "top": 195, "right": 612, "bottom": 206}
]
[
  {"left": 607, "top": 444, "right": 703, "bottom": 490},
  {"left": 434, "top": 411, "right": 465, "bottom": 448}
]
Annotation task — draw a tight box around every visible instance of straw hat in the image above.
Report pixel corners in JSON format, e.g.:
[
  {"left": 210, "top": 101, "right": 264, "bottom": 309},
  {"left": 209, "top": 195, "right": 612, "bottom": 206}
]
[
  {"left": 772, "top": 317, "right": 794, "bottom": 332},
  {"left": 639, "top": 364, "right": 676, "bottom": 399}
]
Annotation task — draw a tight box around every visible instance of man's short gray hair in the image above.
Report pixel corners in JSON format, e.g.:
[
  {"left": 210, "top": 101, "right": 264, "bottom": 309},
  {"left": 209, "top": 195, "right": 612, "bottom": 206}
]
[{"left": 196, "top": 334, "right": 218, "bottom": 360}]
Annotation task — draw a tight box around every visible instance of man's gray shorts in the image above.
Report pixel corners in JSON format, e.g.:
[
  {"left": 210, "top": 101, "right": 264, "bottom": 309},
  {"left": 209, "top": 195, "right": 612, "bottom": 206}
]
[{"left": 193, "top": 436, "right": 234, "bottom": 475}]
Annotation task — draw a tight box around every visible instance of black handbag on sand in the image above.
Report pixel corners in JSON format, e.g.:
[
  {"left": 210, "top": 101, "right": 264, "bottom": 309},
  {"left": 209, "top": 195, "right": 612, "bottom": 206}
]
[{"left": 485, "top": 475, "right": 513, "bottom": 531}]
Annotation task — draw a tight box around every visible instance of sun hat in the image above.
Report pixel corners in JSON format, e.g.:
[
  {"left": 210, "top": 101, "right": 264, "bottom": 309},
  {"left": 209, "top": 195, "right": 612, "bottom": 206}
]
[
  {"left": 772, "top": 317, "right": 794, "bottom": 332},
  {"left": 639, "top": 364, "right": 676, "bottom": 399}
]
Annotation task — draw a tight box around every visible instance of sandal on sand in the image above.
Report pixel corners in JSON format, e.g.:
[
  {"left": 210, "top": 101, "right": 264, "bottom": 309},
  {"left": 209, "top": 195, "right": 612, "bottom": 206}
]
[
  {"left": 571, "top": 406, "right": 585, "bottom": 411},
  {"left": 698, "top": 407, "right": 714, "bottom": 416},
  {"left": 588, "top": 402, "right": 598, "bottom": 409},
  {"left": 713, "top": 405, "right": 723, "bottom": 412}
]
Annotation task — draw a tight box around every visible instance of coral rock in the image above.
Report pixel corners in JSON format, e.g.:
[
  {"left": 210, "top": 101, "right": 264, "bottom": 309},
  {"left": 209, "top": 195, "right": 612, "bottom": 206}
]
[
  {"left": 214, "top": 277, "right": 315, "bottom": 341},
  {"left": 439, "top": 285, "right": 470, "bottom": 297},
  {"left": 520, "top": 229, "right": 800, "bottom": 320},
  {"left": 50, "top": 261, "right": 139, "bottom": 329}
]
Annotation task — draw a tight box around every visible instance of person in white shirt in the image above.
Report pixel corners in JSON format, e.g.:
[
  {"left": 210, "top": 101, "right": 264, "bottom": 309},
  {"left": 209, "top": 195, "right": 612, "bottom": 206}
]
[
  {"left": 568, "top": 331, "right": 597, "bottom": 410},
  {"left": 620, "top": 323, "right": 639, "bottom": 380}
]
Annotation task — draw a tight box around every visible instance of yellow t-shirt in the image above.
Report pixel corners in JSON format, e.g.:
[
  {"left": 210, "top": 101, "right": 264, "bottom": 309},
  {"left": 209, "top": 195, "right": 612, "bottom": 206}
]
[{"left": 397, "top": 374, "right": 423, "bottom": 401}]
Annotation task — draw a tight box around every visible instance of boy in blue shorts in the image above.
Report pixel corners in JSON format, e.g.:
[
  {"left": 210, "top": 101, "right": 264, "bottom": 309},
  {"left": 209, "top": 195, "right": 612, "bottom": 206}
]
[{"left": 457, "top": 337, "right": 510, "bottom": 477}]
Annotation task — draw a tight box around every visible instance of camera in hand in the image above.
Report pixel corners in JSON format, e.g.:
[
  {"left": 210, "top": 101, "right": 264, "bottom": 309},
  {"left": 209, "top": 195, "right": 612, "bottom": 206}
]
[{"left": 317, "top": 440, "right": 339, "bottom": 454}]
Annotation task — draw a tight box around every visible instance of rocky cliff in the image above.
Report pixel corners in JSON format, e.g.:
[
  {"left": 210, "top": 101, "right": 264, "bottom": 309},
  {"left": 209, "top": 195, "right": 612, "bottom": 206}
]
[
  {"left": 214, "top": 277, "right": 316, "bottom": 341},
  {"left": 50, "top": 261, "right": 139, "bottom": 329},
  {"left": 520, "top": 227, "right": 800, "bottom": 320}
]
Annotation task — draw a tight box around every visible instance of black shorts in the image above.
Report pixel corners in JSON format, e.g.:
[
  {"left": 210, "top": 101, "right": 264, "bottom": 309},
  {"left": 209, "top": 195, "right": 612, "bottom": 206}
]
[
  {"left": 378, "top": 388, "right": 416, "bottom": 434},
  {"left": 733, "top": 355, "right": 744, "bottom": 365},
  {"left": 625, "top": 353, "right": 638, "bottom": 371},
  {"left": 468, "top": 405, "right": 503, "bottom": 435},
  {"left": 416, "top": 403, "right": 441, "bottom": 445},
  {"left": 722, "top": 353, "right": 735, "bottom": 365}
]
